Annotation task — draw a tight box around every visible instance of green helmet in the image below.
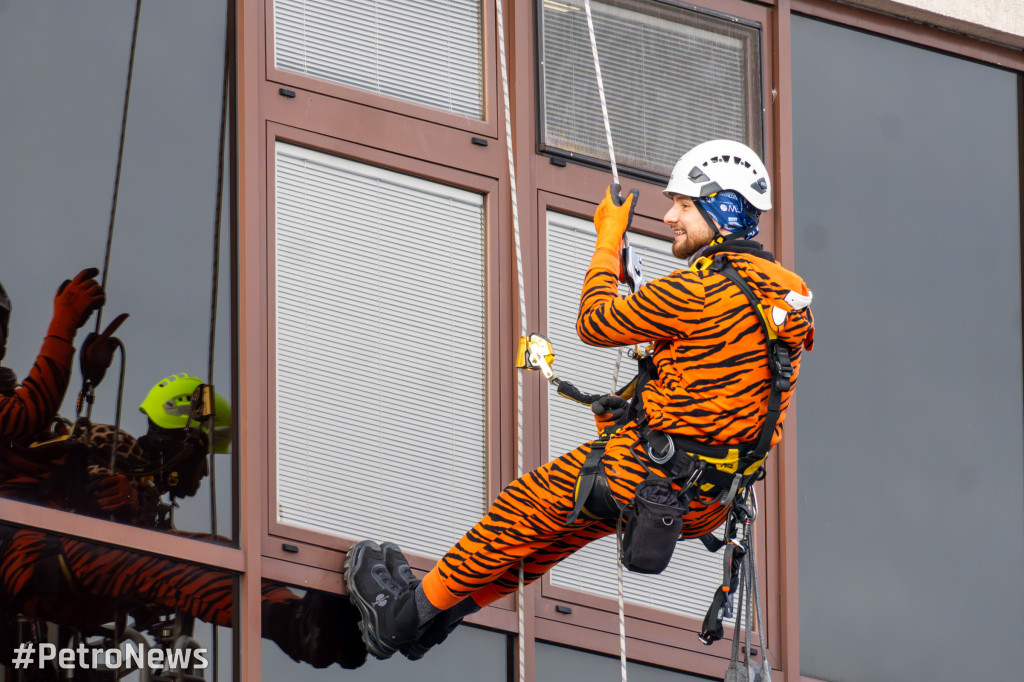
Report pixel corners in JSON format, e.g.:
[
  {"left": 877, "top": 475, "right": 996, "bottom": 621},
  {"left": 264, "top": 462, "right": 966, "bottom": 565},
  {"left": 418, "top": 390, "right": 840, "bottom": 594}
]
[{"left": 139, "top": 373, "right": 232, "bottom": 453}]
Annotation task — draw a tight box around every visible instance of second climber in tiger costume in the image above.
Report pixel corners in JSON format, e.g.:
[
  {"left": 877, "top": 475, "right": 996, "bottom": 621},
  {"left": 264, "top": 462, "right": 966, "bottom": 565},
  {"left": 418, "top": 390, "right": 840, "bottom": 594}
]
[
  {"left": 0, "top": 273, "right": 366, "bottom": 670},
  {"left": 345, "top": 140, "right": 815, "bottom": 661}
]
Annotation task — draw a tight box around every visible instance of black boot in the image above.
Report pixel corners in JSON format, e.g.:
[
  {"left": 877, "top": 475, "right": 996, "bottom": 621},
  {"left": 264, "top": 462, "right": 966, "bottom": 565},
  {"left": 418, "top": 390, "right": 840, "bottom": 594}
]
[
  {"left": 381, "top": 541, "right": 417, "bottom": 589},
  {"left": 344, "top": 540, "right": 419, "bottom": 659},
  {"left": 377, "top": 541, "right": 473, "bottom": 660}
]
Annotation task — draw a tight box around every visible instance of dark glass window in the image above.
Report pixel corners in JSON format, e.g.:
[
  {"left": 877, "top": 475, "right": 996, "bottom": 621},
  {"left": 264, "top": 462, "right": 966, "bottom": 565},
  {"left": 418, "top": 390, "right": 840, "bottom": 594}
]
[
  {"left": 0, "top": 523, "right": 235, "bottom": 679},
  {"left": 538, "top": 0, "right": 763, "bottom": 178},
  {"left": 793, "top": 15, "right": 1023, "bottom": 681},
  {"left": 0, "top": 0, "right": 234, "bottom": 538},
  {"left": 537, "top": 641, "right": 714, "bottom": 680},
  {"left": 261, "top": 608, "right": 509, "bottom": 681}
]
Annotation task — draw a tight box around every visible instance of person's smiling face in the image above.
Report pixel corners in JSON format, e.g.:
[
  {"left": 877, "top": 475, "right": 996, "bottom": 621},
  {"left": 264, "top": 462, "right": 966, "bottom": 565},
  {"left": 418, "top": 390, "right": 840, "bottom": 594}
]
[{"left": 663, "top": 195, "right": 719, "bottom": 259}]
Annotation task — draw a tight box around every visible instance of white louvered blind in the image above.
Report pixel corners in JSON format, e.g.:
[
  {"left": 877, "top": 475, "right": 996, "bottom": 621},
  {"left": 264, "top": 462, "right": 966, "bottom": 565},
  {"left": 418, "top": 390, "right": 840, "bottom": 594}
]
[
  {"left": 274, "top": 0, "right": 484, "bottom": 119},
  {"left": 274, "top": 142, "right": 487, "bottom": 558},
  {"left": 540, "top": 0, "right": 761, "bottom": 177},
  {"left": 545, "top": 211, "right": 730, "bottom": 622}
]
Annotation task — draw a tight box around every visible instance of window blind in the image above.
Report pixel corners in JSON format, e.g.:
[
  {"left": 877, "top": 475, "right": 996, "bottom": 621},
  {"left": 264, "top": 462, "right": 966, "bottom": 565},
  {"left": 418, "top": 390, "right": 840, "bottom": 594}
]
[
  {"left": 540, "top": 0, "right": 761, "bottom": 177},
  {"left": 274, "top": 142, "right": 487, "bottom": 557},
  {"left": 274, "top": 0, "right": 484, "bottom": 118},
  {"left": 545, "top": 211, "right": 730, "bottom": 622}
]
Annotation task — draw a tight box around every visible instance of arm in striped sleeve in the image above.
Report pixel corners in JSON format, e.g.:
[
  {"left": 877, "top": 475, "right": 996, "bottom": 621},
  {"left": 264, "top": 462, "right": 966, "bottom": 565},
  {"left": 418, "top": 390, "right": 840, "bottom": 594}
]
[{"left": 576, "top": 247, "right": 704, "bottom": 348}]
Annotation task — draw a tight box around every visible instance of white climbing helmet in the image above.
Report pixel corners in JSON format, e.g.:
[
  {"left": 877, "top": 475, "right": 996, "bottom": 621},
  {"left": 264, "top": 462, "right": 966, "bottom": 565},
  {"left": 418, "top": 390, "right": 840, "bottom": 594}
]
[{"left": 663, "top": 140, "right": 772, "bottom": 212}]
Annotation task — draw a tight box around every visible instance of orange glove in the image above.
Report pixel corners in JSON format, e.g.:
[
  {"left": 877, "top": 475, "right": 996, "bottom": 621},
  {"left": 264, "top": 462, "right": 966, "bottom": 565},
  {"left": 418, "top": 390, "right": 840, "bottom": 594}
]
[
  {"left": 47, "top": 268, "right": 105, "bottom": 342},
  {"left": 593, "top": 184, "right": 639, "bottom": 254}
]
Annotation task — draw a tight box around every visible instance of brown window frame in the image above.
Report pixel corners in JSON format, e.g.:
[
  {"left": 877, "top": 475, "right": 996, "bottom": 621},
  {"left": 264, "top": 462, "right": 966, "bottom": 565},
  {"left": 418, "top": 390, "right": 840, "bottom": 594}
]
[{"left": 259, "top": 120, "right": 509, "bottom": 582}]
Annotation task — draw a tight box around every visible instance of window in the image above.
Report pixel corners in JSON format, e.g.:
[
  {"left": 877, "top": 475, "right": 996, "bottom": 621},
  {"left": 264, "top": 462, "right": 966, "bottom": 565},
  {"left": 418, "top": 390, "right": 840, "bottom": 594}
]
[
  {"left": 262, "top": 604, "right": 509, "bottom": 681},
  {"left": 543, "top": 211, "right": 728, "bottom": 622},
  {"left": 538, "top": 0, "right": 763, "bottom": 178},
  {"left": 273, "top": 142, "right": 488, "bottom": 557},
  {"left": 274, "top": 0, "right": 484, "bottom": 118},
  {"left": 537, "top": 641, "right": 712, "bottom": 680}
]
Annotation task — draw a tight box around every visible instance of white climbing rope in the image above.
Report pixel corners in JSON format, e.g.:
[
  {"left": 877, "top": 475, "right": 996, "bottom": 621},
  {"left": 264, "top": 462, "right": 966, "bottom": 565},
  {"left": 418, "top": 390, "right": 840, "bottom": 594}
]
[
  {"left": 494, "top": 1, "right": 528, "bottom": 679},
  {"left": 581, "top": 2, "right": 629, "bottom": 678}
]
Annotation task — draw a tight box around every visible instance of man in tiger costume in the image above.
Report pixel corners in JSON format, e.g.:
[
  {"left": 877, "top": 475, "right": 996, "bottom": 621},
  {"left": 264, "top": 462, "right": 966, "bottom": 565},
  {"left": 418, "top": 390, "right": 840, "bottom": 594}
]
[
  {"left": 346, "top": 140, "right": 815, "bottom": 661},
  {"left": 0, "top": 273, "right": 366, "bottom": 669}
]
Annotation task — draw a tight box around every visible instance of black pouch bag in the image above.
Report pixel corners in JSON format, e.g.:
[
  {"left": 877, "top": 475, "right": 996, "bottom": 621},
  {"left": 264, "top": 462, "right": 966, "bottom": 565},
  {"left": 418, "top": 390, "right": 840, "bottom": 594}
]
[{"left": 619, "top": 478, "right": 685, "bottom": 574}]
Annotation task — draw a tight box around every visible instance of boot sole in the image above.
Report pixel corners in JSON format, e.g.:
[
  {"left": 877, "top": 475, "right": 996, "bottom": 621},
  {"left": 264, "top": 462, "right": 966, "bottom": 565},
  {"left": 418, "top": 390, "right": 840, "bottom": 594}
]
[{"left": 344, "top": 541, "right": 398, "bottom": 660}]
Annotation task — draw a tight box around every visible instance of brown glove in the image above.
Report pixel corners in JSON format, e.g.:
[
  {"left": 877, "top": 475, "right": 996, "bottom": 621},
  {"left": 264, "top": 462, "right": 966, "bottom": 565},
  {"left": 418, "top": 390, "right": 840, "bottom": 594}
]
[
  {"left": 47, "top": 268, "right": 105, "bottom": 342},
  {"left": 86, "top": 468, "right": 139, "bottom": 519}
]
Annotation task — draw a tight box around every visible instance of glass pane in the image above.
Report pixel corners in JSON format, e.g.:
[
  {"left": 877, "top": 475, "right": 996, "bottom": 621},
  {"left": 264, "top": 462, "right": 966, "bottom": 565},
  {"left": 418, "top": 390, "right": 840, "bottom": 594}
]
[
  {"left": 540, "top": 0, "right": 762, "bottom": 178},
  {"left": 792, "top": 16, "right": 1023, "bottom": 682},
  {"left": 274, "top": 143, "right": 487, "bottom": 557},
  {"left": 537, "top": 641, "right": 712, "bottom": 680},
  {"left": 274, "top": 0, "right": 484, "bottom": 118},
  {"left": 0, "top": 523, "right": 234, "bottom": 680},
  {"left": 0, "top": 0, "right": 235, "bottom": 540}
]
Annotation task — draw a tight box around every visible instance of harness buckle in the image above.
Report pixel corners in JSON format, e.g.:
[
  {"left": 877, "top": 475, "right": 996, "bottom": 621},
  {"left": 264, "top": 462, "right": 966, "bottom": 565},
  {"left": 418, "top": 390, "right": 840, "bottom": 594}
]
[
  {"left": 769, "top": 341, "right": 793, "bottom": 391},
  {"left": 682, "top": 460, "right": 704, "bottom": 490}
]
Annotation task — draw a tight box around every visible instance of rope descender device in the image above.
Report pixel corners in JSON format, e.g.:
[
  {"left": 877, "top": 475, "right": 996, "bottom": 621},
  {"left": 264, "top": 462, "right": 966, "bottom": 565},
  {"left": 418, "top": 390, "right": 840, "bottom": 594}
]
[{"left": 515, "top": 334, "right": 557, "bottom": 383}]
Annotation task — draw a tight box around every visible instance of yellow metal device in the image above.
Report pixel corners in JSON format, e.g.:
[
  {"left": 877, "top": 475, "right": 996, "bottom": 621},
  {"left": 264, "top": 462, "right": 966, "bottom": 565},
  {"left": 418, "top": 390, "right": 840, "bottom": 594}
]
[{"left": 515, "top": 334, "right": 556, "bottom": 380}]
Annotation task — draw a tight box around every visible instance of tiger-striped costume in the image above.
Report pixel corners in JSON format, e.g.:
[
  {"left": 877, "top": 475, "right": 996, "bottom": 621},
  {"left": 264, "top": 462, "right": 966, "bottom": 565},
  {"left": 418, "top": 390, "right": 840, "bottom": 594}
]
[
  {"left": 0, "top": 335, "right": 75, "bottom": 506},
  {"left": 0, "top": 522, "right": 366, "bottom": 668},
  {"left": 420, "top": 240, "right": 813, "bottom": 611}
]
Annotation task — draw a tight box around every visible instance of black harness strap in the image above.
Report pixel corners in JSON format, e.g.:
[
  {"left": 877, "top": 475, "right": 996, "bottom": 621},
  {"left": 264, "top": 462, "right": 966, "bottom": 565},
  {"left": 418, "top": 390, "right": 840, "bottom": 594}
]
[
  {"left": 711, "top": 258, "right": 793, "bottom": 467},
  {"left": 567, "top": 440, "right": 612, "bottom": 524}
]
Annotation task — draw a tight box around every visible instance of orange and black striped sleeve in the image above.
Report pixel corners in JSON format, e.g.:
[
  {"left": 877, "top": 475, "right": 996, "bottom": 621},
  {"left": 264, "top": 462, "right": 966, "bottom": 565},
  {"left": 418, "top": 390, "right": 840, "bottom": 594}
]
[
  {"left": 0, "top": 335, "right": 74, "bottom": 443},
  {"left": 576, "top": 247, "right": 704, "bottom": 348}
]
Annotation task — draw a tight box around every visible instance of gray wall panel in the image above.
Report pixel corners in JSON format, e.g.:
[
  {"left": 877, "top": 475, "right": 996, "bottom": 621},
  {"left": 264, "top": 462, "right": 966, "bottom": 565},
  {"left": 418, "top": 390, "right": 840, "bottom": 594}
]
[{"left": 793, "top": 15, "right": 1023, "bottom": 681}]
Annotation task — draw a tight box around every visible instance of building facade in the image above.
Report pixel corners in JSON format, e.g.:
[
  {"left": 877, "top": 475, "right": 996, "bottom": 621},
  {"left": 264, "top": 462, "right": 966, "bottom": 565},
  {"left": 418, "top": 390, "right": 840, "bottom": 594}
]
[{"left": 0, "top": 0, "right": 1021, "bottom": 680}]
